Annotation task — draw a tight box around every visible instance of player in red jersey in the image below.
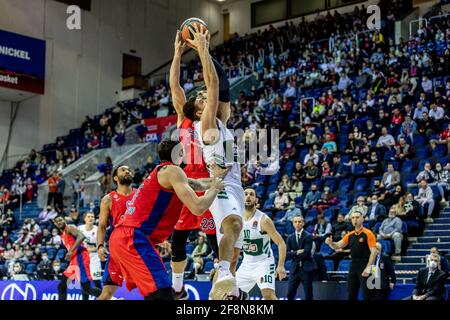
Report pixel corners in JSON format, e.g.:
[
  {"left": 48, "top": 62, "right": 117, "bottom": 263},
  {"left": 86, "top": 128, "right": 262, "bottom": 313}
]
[
  {"left": 109, "top": 139, "right": 225, "bottom": 299},
  {"left": 96, "top": 165, "right": 136, "bottom": 300},
  {"left": 53, "top": 215, "right": 102, "bottom": 300},
  {"left": 169, "top": 30, "right": 230, "bottom": 298}
]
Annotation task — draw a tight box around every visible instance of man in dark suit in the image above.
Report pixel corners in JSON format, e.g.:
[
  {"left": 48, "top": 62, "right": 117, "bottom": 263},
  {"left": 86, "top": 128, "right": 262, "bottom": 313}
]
[
  {"left": 403, "top": 253, "right": 447, "bottom": 300},
  {"left": 286, "top": 215, "right": 317, "bottom": 300},
  {"left": 368, "top": 242, "right": 396, "bottom": 300}
]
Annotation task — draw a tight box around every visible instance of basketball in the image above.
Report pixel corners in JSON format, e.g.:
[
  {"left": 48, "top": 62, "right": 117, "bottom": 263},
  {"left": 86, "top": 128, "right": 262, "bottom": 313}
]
[{"left": 180, "top": 17, "right": 208, "bottom": 48}]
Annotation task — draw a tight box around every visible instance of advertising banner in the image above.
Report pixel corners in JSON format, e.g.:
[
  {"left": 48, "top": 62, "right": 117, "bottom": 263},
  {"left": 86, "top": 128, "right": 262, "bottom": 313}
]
[
  {"left": 143, "top": 115, "right": 177, "bottom": 142},
  {"left": 0, "top": 29, "right": 46, "bottom": 94},
  {"left": 1, "top": 280, "right": 446, "bottom": 300}
]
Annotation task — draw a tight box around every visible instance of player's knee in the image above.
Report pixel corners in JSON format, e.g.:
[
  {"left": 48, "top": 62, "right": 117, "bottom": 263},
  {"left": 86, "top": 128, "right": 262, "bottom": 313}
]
[
  {"left": 223, "top": 216, "right": 243, "bottom": 235},
  {"left": 171, "top": 245, "right": 187, "bottom": 262}
]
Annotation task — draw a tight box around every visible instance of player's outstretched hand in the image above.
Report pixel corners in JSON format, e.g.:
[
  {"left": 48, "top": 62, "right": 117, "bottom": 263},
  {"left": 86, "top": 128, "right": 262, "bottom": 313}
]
[
  {"left": 210, "top": 177, "right": 224, "bottom": 192},
  {"left": 174, "top": 30, "right": 186, "bottom": 57},
  {"left": 65, "top": 251, "right": 73, "bottom": 261},
  {"left": 186, "top": 23, "right": 209, "bottom": 51},
  {"left": 276, "top": 265, "right": 287, "bottom": 280},
  {"left": 98, "top": 246, "right": 109, "bottom": 262}
]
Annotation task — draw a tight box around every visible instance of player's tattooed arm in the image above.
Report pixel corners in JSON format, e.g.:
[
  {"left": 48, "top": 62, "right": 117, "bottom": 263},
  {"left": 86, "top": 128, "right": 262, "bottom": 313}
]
[
  {"left": 97, "top": 194, "right": 111, "bottom": 261},
  {"left": 187, "top": 178, "right": 210, "bottom": 191}
]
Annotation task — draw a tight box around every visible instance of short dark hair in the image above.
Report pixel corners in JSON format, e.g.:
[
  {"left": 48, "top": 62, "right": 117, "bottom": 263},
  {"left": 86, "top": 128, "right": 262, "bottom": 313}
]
[
  {"left": 183, "top": 97, "right": 198, "bottom": 121},
  {"left": 112, "top": 165, "right": 128, "bottom": 185},
  {"left": 157, "top": 139, "right": 180, "bottom": 162},
  {"left": 244, "top": 187, "right": 257, "bottom": 194}
]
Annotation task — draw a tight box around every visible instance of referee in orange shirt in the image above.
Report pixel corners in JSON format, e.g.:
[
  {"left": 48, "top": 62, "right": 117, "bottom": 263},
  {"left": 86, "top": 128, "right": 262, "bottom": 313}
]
[{"left": 325, "top": 211, "right": 377, "bottom": 300}]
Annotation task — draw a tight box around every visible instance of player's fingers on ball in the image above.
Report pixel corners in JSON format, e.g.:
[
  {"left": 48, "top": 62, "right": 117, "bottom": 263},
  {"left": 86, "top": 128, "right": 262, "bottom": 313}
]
[{"left": 188, "top": 26, "right": 196, "bottom": 37}]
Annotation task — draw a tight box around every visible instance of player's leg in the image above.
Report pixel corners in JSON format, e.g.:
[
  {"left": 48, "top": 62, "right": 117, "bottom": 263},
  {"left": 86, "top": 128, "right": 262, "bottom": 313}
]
[
  {"left": 259, "top": 261, "right": 277, "bottom": 300},
  {"left": 230, "top": 247, "right": 240, "bottom": 274},
  {"left": 80, "top": 281, "right": 102, "bottom": 299},
  {"left": 57, "top": 275, "right": 68, "bottom": 300},
  {"left": 261, "top": 289, "right": 277, "bottom": 300},
  {"left": 144, "top": 287, "right": 175, "bottom": 300},
  {"left": 210, "top": 214, "right": 243, "bottom": 300},
  {"left": 206, "top": 233, "right": 219, "bottom": 259},
  {"left": 77, "top": 250, "right": 101, "bottom": 299},
  {"left": 170, "top": 229, "right": 192, "bottom": 299},
  {"left": 98, "top": 255, "right": 119, "bottom": 300}
]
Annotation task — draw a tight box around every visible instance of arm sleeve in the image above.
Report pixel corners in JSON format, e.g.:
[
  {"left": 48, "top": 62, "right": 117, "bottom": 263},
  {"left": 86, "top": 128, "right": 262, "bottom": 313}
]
[
  {"left": 211, "top": 57, "right": 230, "bottom": 103},
  {"left": 366, "top": 230, "right": 377, "bottom": 248}
]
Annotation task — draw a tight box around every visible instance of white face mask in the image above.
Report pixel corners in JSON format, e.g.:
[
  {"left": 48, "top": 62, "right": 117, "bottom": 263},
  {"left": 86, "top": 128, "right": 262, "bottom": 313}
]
[
  {"left": 213, "top": 263, "right": 219, "bottom": 269},
  {"left": 428, "top": 260, "right": 438, "bottom": 270},
  {"left": 53, "top": 266, "right": 60, "bottom": 272},
  {"left": 13, "top": 267, "right": 20, "bottom": 273},
  {"left": 372, "top": 200, "right": 378, "bottom": 204}
]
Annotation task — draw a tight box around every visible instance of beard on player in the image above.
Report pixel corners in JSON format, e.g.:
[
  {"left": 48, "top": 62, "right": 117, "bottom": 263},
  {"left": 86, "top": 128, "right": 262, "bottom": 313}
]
[
  {"left": 118, "top": 175, "right": 133, "bottom": 186},
  {"left": 244, "top": 199, "right": 256, "bottom": 211}
]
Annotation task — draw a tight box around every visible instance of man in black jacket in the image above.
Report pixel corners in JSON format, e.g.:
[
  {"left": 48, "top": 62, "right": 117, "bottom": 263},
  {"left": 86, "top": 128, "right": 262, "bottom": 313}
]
[
  {"left": 286, "top": 215, "right": 317, "bottom": 300},
  {"left": 368, "top": 242, "right": 396, "bottom": 300},
  {"left": 403, "top": 253, "right": 447, "bottom": 300}
]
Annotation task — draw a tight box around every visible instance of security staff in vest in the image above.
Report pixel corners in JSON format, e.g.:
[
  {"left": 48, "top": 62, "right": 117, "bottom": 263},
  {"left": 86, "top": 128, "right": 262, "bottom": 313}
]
[
  {"left": 325, "top": 211, "right": 377, "bottom": 300},
  {"left": 286, "top": 215, "right": 317, "bottom": 300}
]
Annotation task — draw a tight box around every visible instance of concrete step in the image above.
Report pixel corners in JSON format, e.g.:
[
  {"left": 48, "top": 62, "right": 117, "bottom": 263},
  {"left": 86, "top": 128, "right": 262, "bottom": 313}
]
[
  {"left": 423, "top": 230, "right": 450, "bottom": 237},
  {"left": 406, "top": 248, "right": 435, "bottom": 256},
  {"left": 416, "top": 236, "right": 450, "bottom": 243},
  {"left": 394, "top": 263, "right": 424, "bottom": 271},
  {"left": 411, "top": 242, "right": 450, "bottom": 250},
  {"left": 434, "top": 218, "right": 450, "bottom": 223},
  {"left": 427, "top": 223, "right": 450, "bottom": 231}
]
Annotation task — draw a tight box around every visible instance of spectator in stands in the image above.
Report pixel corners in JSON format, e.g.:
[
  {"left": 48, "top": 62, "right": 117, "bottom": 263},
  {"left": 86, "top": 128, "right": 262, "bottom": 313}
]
[
  {"left": 49, "top": 228, "right": 62, "bottom": 247},
  {"left": 376, "top": 127, "right": 395, "bottom": 151},
  {"left": 305, "top": 160, "right": 320, "bottom": 182},
  {"left": 393, "top": 138, "right": 412, "bottom": 162},
  {"left": 303, "top": 149, "right": 319, "bottom": 166},
  {"left": 39, "top": 206, "right": 58, "bottom": 228},
  {"left": 430, "top": 247, "right": 449, "bottom": 274},
  {"left": 51, "top": 260, "right": 63, "bottom": 280},
  {"left": 14, "top": 227, "right": 32, "bottom": 246},
  {"left": 288, "top": 176, "right": 303, "bottom": 200},
  {"left": 303, "top": 183, "right": 321, "bottom": 210},
  {"left": 275, "top": 201, "right": 301, "bottom": 226},
  {"left": 368, "top": 242, "right": 396, "bottom": 300},
  {"left": 345, "top": 196, "right": 368, "bottom": 221},
  {"left": 381, "top": 163, "right": 401, "bottom": 190},
  {"left": 322, "top": 135, "right": 337, "bottom": 154},
  {"left": 417, "top": 112, "right": 435, "bottom": 138},
  {"left": 274, "top": 188, "right": 289, "bottom": 210},
  {"left": 365, "top": 151, "right": 383, "bottom": 177},
  {"left": 97, "top": 156, "right": 113, "bottom": 195},
  {"left": 40, "top": 228, "right": 51, "bottom": 245},
  {"left": 377, "top": 207, "right": 403, "bottom": 259},
  {"left": 71, "top": 174, "right": 83, "bottom": 207},
  {"left": 431, "top": 163, "right": 448, "bottom": 203},
  {"left": 56, "top": 173, "right": 65, "bottom": 210},
  {"left": 403, "top": 253, "right": 447, "bottom": 300},
  {"left": 413, "top": 102, "right": 428, "bottom": 120},
  {"left": 312, "top": 213, "right": 332, "bottom": 250},
  {"left": 332, "top": 214, "right": 350, "bottom": 242},
  {"left": 421, "top": 75, "right": 433, "bottom": 94},
  {"left": 398, "top": 115, "right": 417, "bottom": 143},
  {"left": 47, "top": 171, "right": 60, "bottom": 210},
  {"left": 429, "top": 103, "right": 445, "bottom": 132},
  {"left": 430, "top": 122, "right": 450, "bottom": 153},
  {"left": 399, "top": 192, "right": 421, "bottom": 222},
  {"left": 8, "top": 262, "right": 26, "bottom": 279},
  {"left": 187, "top": 235, "right": 209, "bottom": 280},
  {"left": 65, "top": 207, "right": 81, "bottom": 226},
  {"left": 365, "top": 195, "right": 387, "bottom": 229},
  {"left": 415, "top": 180, "right": 435, "bottom": 223}
]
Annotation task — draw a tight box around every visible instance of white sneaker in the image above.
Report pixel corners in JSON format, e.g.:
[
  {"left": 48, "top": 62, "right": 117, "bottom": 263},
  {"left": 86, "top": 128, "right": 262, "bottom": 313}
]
[
  {"left": 209, "top": 274, "right": 236, "bottom": 300},
  {"left": 424, "top": 217, "right": 434, "bottom": 223}
]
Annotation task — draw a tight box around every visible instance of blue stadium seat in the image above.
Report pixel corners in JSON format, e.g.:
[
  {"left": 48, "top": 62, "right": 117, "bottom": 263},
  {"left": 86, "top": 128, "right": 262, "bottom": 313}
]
[
  {"left": 433, "top": 145, "right": 446, "bottom": 157},
  {"left": 323, "top": 208, "right": 334, "bottom": 222},
  {"left": 337, "top": 260, "right": 351, "bottom": 272},
  {"left": 380, "top": 240, "right": 392, "bottom": 255},
  {"left": 186, "top": 244, "right": 194, "bottom": 255},
  {"left": 60, "top": 262, "right": 68, "bottom": 271},
  {"left": 305, "top": 209, "right": 318, "bottom": 223},
  {"left": 354, "top": 164, "right": 366, "bottom": 175},
  {"left": 354, "top": 178, "right": 368, "bottom": 191},
  {"left": 319, "top": 244, "right": 333, "bottom": 256},
  {"left": 401, "top": 222, "right": 408, "bottom": 234},
  {"left": 25, "top": 263, "right": 36, "bottom": 274},
  {"left": 324, "top": 260, "right": 334, "bottom": 272},
  {"left": 56, "top": 249, "right": 67, "bottom": 260},
  {"left": 203, "top": 261, "right": 214, "bottom": 273},
  {"left": 373, "top": 222, "right": 382, "bottom": 233},
  {"left": 263, "top": 198, "right": 274, "bottom": 211},
  {"left": 47, "top": 248, "right": 57, "bottom": 260}
]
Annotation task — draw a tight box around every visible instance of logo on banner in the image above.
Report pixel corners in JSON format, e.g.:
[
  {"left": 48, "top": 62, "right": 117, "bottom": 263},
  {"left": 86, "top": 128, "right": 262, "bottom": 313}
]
[
  {"left": 184, "top": 284, "right": 200, "bottom": 300},
  {"left": 1, "top": 283, "right": 37, "bottom": 300}
]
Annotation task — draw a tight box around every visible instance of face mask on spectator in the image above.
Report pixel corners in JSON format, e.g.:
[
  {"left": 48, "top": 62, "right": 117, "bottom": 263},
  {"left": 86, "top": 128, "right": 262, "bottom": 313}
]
[
  {"left": 324, "top": 187, "right": 330, "bottom": 192},
  {"left": 53, "top": 266, "right": 60, "bottom": 272},
  {"left": 372, "top": 199, "right": 378, "bottom": 204},
  {"left": 13, "top": 266, "right": 20, "bottom": 273},
  {"left": 428, "top": 260, "right": 438, "bottom": 271},
  {"left": 42, "top": 255, "right": 48, "bottom": 261}
]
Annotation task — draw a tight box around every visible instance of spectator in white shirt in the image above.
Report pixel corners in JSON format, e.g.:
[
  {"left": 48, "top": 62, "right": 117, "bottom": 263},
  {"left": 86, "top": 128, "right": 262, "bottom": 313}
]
[
  {"left": 338, "top": 73, "right": 353, "bottom": 91},
  {"left": 376, "top": 127, "right": 395, "bottom": 149},
  {"left": 429, "top": 104, "right": 444, "bottom": 129},
  {"left": 283, "top": 82, "right": 296, "bottom": 98},
  {"left": 415, "top": 180, "right": 435, "bottom": 223},
  {"left": 303, "top": 148, "right": 319, "bottom": 166},
  {"left": 39, "top": 206, "right": 58, "bottom": 225}
]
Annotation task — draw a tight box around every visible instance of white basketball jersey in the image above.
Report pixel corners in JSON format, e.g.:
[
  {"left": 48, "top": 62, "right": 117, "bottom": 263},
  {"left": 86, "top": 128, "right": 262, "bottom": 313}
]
[
  {"left": 78, "top": 224, "right": 102, "bottom": 280},
  {"left": 78, "top": 225, "right": 97, "bottom": 247},
  {"left": 242, "top": 210, "right": 273, "bottom": 263},
  {"left": 195, "top": 119, "right": 241, "bottom": 186}
]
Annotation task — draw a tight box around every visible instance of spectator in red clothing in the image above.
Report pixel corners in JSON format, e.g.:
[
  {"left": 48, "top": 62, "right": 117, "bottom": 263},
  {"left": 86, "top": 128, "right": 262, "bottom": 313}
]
[
  {"left": 430, "top": 122, "right": 450, "bottom": 153},
  {"left": 390, "top": 108, "right": 403, "bottom": 133},
  {"left": 0, "top": 186, "right": 10, "bottom": 207},
  {"left": 47, "top": 171, "right": 60, "bottom": 210}
]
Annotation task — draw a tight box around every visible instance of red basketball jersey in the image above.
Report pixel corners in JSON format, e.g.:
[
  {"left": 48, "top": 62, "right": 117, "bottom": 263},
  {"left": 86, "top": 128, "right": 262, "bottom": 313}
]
[
  {"left": 179, "top": 117, "right": 208, "bottom": 173},
  {"left": 118, "top": 162, "right": 183, "bottom": 243},
  {"left": 109, "top": 189, "right": 136, "bottom": 228},
  {"left": 61, "top": 226, "right": 86, "bottom": 253}
]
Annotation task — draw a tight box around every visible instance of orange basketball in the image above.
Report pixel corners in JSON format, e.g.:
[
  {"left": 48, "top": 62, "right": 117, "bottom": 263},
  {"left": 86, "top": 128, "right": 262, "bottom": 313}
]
[{"left": 180, "top": 18, "right": 208, "bottom": 49}]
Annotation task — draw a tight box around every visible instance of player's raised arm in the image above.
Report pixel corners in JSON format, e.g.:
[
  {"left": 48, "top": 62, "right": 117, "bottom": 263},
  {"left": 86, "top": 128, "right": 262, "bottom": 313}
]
[
  {"left": 97, "top": 194, "right": 111, "bottom": 261},
  {"left": 159, "top": 165, "right": 223, "bottom": 215},
  {"left": 65, "top": 224, "right": 86, "bottom": 260},
  {"left": 261, "top": 215, "right": 287, "bottom": 280},
  {"left": 170, "top": 30, "right": 187, "bottom": 126},
  {"left": 186, "top": 25, "right": 219, "bottom": 144}
]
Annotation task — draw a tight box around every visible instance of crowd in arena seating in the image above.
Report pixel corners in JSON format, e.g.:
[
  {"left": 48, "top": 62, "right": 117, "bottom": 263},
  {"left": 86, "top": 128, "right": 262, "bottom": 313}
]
[{"left": 2, "top": 0, "right": 450, "bottom": 283}]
